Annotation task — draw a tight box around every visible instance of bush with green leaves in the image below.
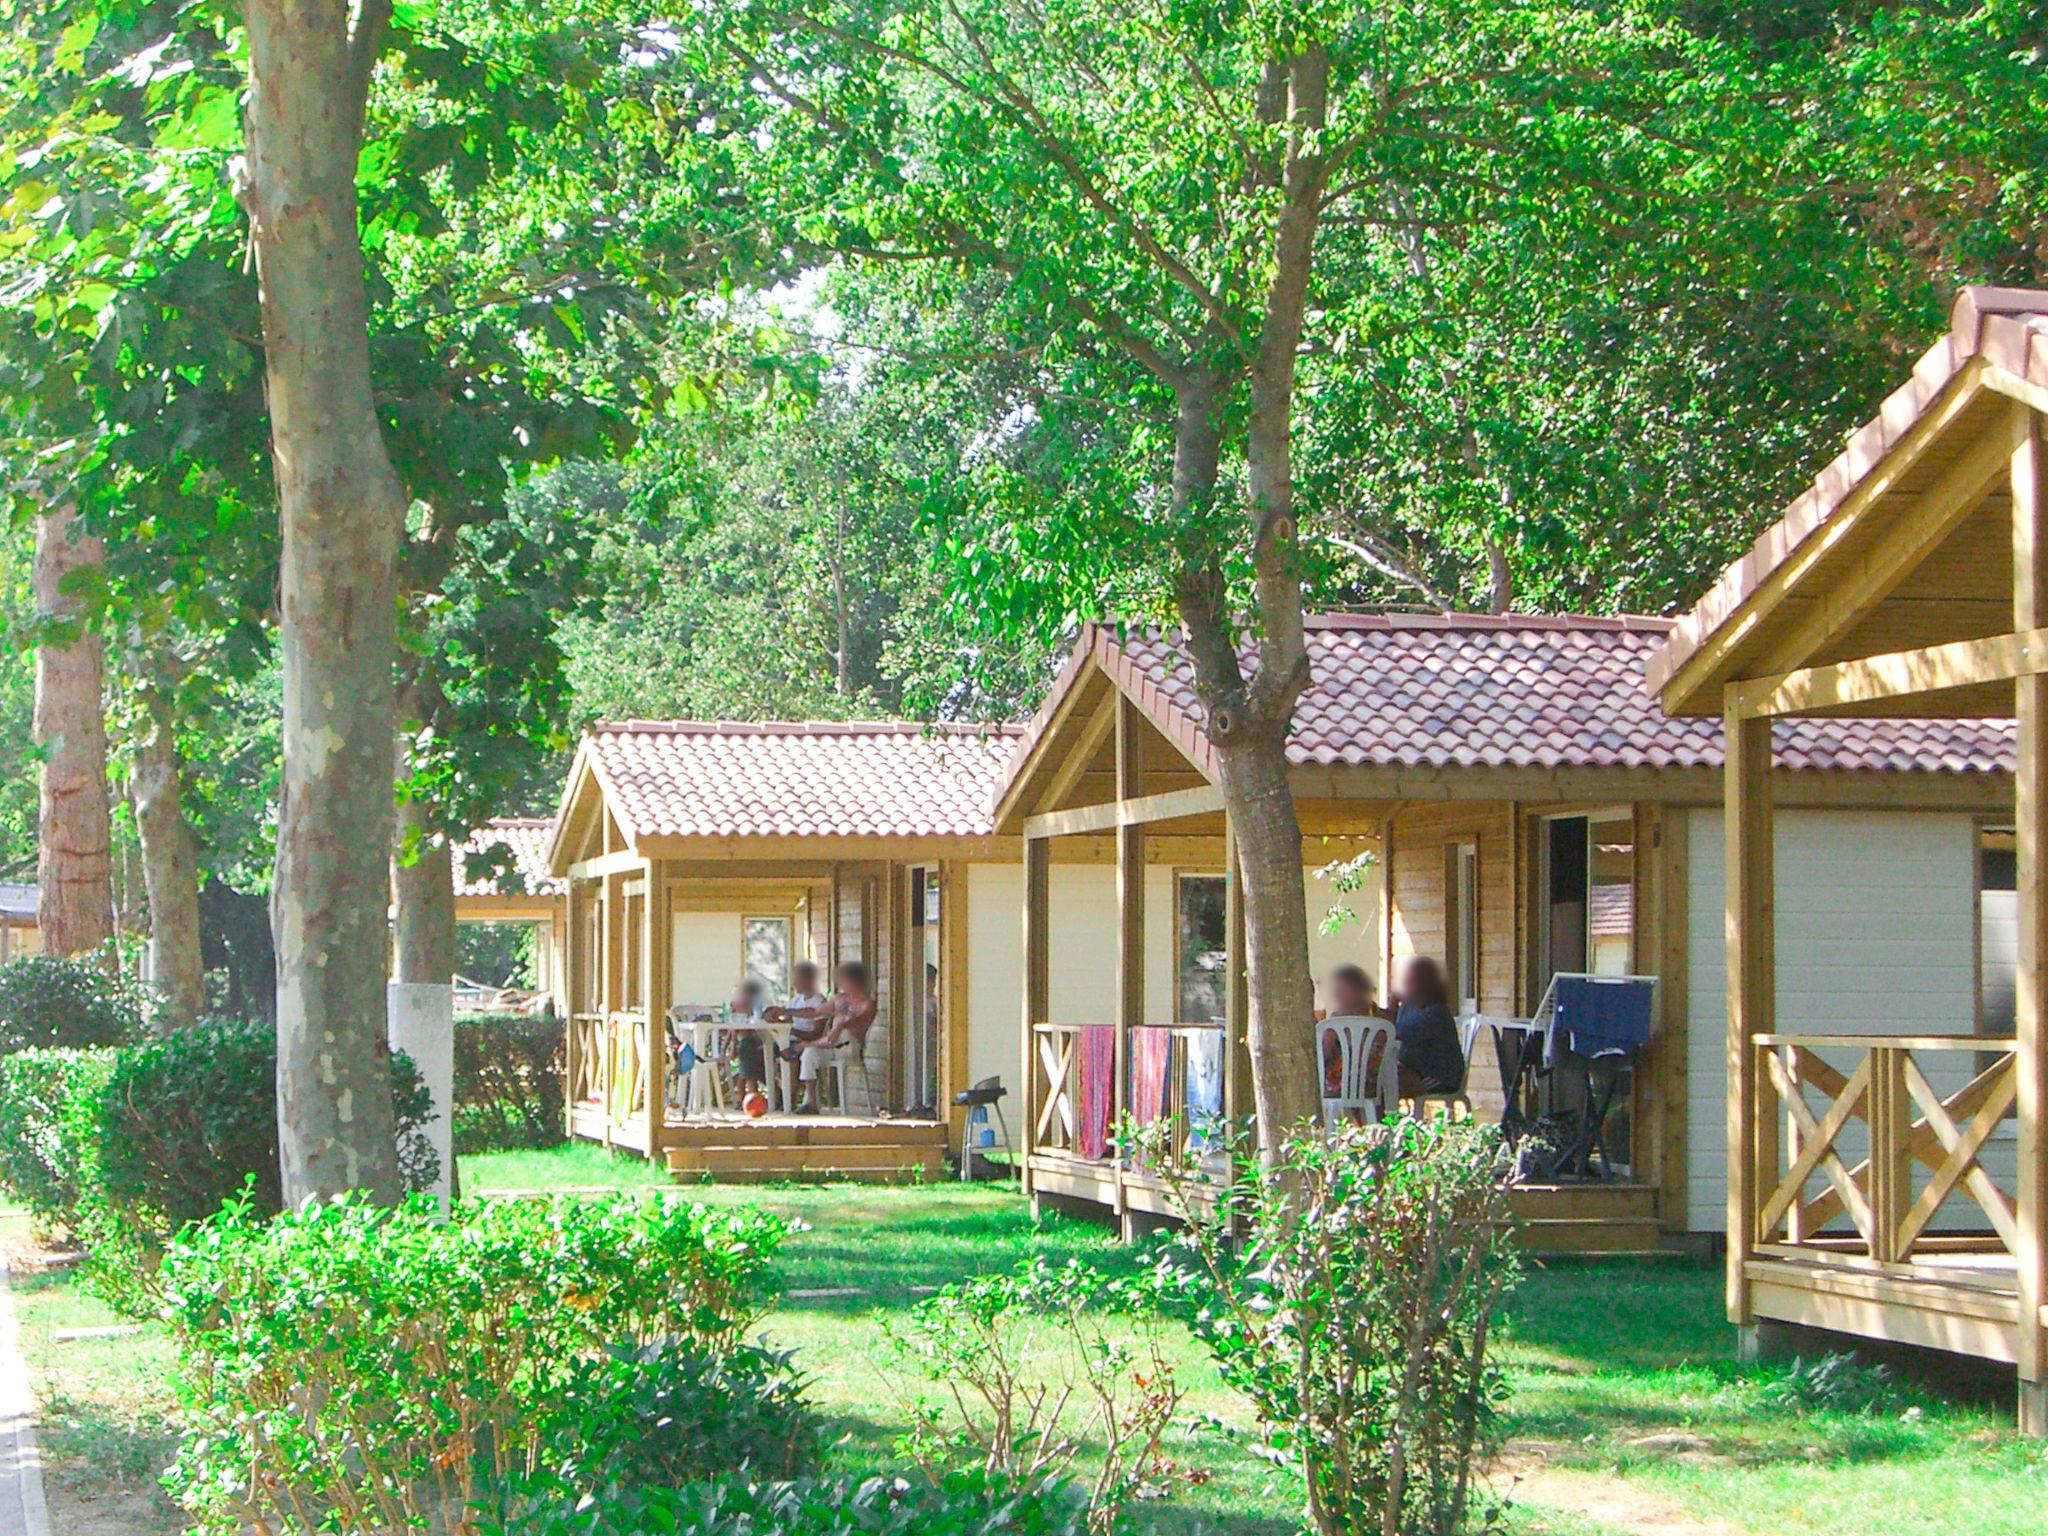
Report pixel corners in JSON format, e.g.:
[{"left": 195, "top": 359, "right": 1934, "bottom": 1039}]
[
  {"left": 88, "top": 1014, "right": 438, "bottom": 1246},
  {"left": 538, "top": 1338, "right": 818, "bottom": 1492},
  {"left": 453, "top": 1010, "right": 566, "bottom": 1153},
  {"left": 882, "top": 1259, "right": 1185, "bottom": 1534},
  {"left": 505, "top": 1468, "right": 1094, "bottom": 1536},
  {"left": 160, "top": 1191, "right": 789, "bottom": 1534},
  {"left": 1151, "top": 1116, "right": 1519, "bottom": 1536},
  {"left": 0, "top": 1047, "right": 115, "bottom": 1230},
  {"left": 0, "top": 952, "right": 148, "bottom": 1054},
  {"left": 1758, "top": 1352, "right": 1901, "bottom": 1416}
]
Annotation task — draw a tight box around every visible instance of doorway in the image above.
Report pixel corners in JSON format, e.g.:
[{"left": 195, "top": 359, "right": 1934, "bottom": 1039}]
[{"left": 905, "top": 866, "right": 943, "bottom": 1116}]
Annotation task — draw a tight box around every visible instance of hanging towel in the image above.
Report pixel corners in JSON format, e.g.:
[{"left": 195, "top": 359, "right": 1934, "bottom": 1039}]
[
  {"left": 1184, "top": 1028, "right": 1225, "bottom": 1150},
  {"left": 1552, "top": 976, "right": 1654, "bottom": 1062},
  {"left": 1131, "top": 1027, "right": 1173, "bottom": 1126},
  {"left": 1077, "top": 1025, "right": 1116, "bottom": 1160}
]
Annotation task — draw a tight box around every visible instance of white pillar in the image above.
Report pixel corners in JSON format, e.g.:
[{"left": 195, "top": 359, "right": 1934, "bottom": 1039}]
[{"left": 388, "top": 981, "right": 453, "bottom": 1215}]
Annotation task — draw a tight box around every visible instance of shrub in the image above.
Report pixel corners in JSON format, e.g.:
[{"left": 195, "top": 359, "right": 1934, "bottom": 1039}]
[
  {"left": 453, "top": 1010, "right": 566, "bottom": 1153},
  {"left": 1758, "top": 1353, "right": 1901, "bottom": 1416},
  {"left": 1151, "top": 1117, "right": 1519, "bottom": 1536},
  {"left": 539, "top": 1339, "right": 818, "bottom": 1492},
  {"left": 882, "top": 1260, "right": 1185, "bottom": 1534},
  {"left": 160, "top": 1191, "right": 789, "bottom": 1534},
  {"left": 89, "top": 1014, "right": 438, "bottom": 1245},
  {"left": 506, "top": 1468, "right": 1094, "bottom": 1536},
  {"left": 0, "top": 1047, "right": 116, "bottom": 1230},
  {"left": 0, "top": 953, "right": 148, "bottom": 1054}
]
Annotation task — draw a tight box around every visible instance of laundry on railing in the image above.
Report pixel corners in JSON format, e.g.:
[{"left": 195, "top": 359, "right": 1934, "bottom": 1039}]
[
  {"left": 1130, "top": 1026, "right": 1176, "bottom": 1126},
  {"left": 1076, "top": 1025, "right": 1116, "bottom": 1160},
  {"left": 1184, "top": 1027, "right": 1225, "bottom": 1151}
]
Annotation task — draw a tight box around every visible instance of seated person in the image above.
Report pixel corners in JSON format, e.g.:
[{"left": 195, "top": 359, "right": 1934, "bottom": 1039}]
[
  {"left": 1393, "top": 956, "right": 1465, "bottom": 1097},
  {"left": 725, "top": 977, "right": 768, "bottom": 1095},
  {"left": 766, "top": 961, "right": 833, "bottom": 1051},
  {"left": 1320, "top": 964, "right": 1382, "bottom": 1095},
  {"left": 796, "top": 961, "right": 878, "bottom": 1114}
]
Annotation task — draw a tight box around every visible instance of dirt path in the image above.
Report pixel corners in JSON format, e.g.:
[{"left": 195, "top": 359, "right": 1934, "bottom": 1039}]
[
  {"left": 1511, "top": 1466, "right": 1747, "bottom": 1536},
  {"left": 0, "top": 1248, "right": 52, "bottom": 1536}
]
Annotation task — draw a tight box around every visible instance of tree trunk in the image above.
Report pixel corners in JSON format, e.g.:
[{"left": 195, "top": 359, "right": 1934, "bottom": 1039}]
[
  {"left": 245, "top": 0, "right": 405, "bottom": 1205},
  {"left": 130, "top": 683, "right": 204, "bottom": 1028},
  {"left": 31, "top": 503, "right": 112, "bottom": 960}
]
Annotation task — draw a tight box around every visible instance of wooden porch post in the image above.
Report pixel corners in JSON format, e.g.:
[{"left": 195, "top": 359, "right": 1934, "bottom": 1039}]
[
  {"left": 644, "top": 862, "right": 667, "bottom": 1167},
  {"left": 2012, "top": 400, "right": 2048, "bottom": 1435},
  {"left": 1021, "top": 833, "right": 1050, "bottom": 1203},
  {"left": 1114, "top": 699, "right": 1144, "bottom": 1226},
  {"left": 1725, "top": 696, "right": 1775, "bottom": 1348}
]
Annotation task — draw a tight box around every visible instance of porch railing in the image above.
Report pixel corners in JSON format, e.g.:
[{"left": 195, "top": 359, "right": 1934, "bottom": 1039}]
[
  {"left": 1030, "top": 1020, "right": 1227, "bottom": 1169},
  {"left": 1751, "top": 1032, "right": 2018, "bottom": 1264},
  {"left": 570, "top": 1012, "right": 608, "bottom": 1107}
]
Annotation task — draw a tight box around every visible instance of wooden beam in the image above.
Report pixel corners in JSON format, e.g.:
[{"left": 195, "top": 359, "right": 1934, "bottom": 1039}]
[
  {"left": 2012, "top": 399, "right": 2048, "bottom": 1435},
  {"left": 1112, "top": 698, "right": 1144, "bottom": 1227},
  {"left": 942, "top": 860, "right": 972, "bottom": 1145},
  {"left": 1734, "top": 627, "right": 2048, "bottom": 718},
  {"left": 644, "top": 861, "right": 666, "bottom": 1165},
  {"left": 1725, "top": 697, "right": 1776, "bottom": 1332},
  {"left": 567, "top": 848, "right": 645, "bottom": 882},
  {"left": 1021, "top": 834, "right": 1050, "bottom": 1200},
  {"left": 1025, "top": 783, "right": 1227, "bottom": 840},
  {"left": 1034, "top": 682, "right": 1119, "bottom": 814},
  {"left": 1987, "top": 363, "right": 2048, "bottom": 421}
]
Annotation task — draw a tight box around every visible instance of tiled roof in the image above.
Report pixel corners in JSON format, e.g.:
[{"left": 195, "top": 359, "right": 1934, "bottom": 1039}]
[
  {"left": 1589, "top": 884, "right": 1634, "bottom": 939},
  {"left": 456, "top": 819, "right": 564, "bottom": 899},
  {"left": 0, "top": 882, "right": 34, "bottom": 920},
  {"left": 1003, "top": 614, "right": 2013, "bottom": 802},
  {"left": 585, "top": 721, "right": 1022, "bottom": 842},
  {"left": 1650, "top": 285, "right": 2048, "bottom": 699}
]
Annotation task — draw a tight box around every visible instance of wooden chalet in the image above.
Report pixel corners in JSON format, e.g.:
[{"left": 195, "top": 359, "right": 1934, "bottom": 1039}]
[
  {"left": 454, "top": 818, "right": 568, "bottom": 1013},
  {"left": 547, "top": 720, "right": 1029, "bottom": 1180},
  {"left": 1649, "top": 285, "right": 2048, "bottom": 1432},
  {"left": 998, "top": 616, "right": 2014, "bottom": 1252}
]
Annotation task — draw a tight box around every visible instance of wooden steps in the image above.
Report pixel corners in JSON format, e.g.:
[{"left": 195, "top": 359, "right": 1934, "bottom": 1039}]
[
  {"left": 1510, "top": 1182, "right": 1664, "bottom": 1255},
  {"left": 664, "top": 1116, "right": 946, "bottom": 1184}
]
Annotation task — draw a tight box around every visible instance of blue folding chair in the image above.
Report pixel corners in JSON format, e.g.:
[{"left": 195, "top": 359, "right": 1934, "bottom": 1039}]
[{"left": 1533, "top": 973, "right": 1656, "bottom": 1180}]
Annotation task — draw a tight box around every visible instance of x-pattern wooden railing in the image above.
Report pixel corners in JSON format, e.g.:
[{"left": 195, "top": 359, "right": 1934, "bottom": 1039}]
[
  {"left": 1033, "top": 1022, "right": 1085, "bottom": 1155},
  {"left": 1755, "top": 1033, "right": 2019, "bottom": 1262},
  {"left": 605, "top": 1011, "right": 649, "bottom": 1127},
  {"left": 570, "top": 1013, "right": 608, "bottom": 1106}
]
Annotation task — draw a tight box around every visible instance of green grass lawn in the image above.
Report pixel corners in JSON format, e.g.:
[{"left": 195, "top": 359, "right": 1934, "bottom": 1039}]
[{"left": 7, "top": 1149, "right": 2045, "bottom": 1536}]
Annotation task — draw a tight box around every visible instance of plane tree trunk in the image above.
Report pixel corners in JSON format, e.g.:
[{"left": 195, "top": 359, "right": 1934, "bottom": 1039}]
[
  {"left": 31, "top": 502, "right": 112, "bottom": 961},
  {"left": 130, "top": 677, "right": 204, "bottom": 1028},
  {"left": 244, "top": 0, "right": 406, "bottom": 1205}
]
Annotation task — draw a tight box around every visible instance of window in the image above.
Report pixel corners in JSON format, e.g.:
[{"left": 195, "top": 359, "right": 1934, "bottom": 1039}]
[
  {"left": 1176, "top": 874, "right": 1228, "bottom": 1023},
  {"left": 743, "top": 916, "right": 793, "bottom": 1004},
  {"left": 1979, "top": 825, "right": 2017, "bottom": 1036},
  {"left": 1538, "top": 811, "right": 1636, "bottom": 984},
  {"left": 1447, "top": 841, "right": 1480, "bottom": 1016},
  {"left": 621, "top": 883, "right": 646, "bottom": 1011}
]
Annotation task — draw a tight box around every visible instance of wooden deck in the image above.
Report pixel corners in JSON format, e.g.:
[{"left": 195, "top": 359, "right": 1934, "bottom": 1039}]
[
  {"left": 1746, "top": 1242, "right": 2032, "bottom": 1364},
  {"left": 662, "top": 1112, "right": 946, "bottom": 1183}
]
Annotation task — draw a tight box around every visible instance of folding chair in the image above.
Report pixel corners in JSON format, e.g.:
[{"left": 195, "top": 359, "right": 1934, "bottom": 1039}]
[{"left": 1529, "top": 973, "right": 1657, "bottom": 1180}]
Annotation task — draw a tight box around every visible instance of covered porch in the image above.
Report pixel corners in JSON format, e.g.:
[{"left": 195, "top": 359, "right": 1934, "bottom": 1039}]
[{"left": 1650, "top": 286, "right": 2046, "bottom": 1432}]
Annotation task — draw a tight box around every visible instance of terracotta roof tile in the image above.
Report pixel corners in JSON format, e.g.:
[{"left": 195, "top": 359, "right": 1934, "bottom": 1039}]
[
  {"left": 586, "top": 721, "right": 1021, "bottom": 842},
  {"left": 1005, "top": 615, "right": 2011, "bottom": 800},
  {"left": 456, "top": 819, "right": 563, "bottom": 898}
]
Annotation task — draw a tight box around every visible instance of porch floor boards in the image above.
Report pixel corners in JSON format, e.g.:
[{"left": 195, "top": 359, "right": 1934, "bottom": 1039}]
[{"left": 1746, "top": 1245, "right": 2027, "bottom": 1365}]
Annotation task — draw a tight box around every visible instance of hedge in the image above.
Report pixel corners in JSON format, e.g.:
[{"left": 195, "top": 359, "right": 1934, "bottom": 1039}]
[{"left": 453, "top": 1010, "right": 566, "bottom": 1152}]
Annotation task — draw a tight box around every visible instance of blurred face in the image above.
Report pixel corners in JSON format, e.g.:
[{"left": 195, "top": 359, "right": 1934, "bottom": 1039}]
[
  {"left": 1329, "top": 971, "right": 1371, "bottom": 1016},
  {"left": 793, "top": 964, "right": 819, "bottom": 995}
]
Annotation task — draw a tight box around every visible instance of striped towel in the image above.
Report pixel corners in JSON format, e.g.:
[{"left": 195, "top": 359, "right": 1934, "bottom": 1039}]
[{"left": 1077, "top": 1025, "right": 1116, "bottom": 1160}]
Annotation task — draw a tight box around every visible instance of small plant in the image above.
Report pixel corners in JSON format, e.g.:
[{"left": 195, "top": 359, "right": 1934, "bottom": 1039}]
[
  {"left": 1150, "top": 1116, "right": 1519, "bottom": 1536},
  {"left": 160, "top": 1191, "right": 790, "bottom": 1534},
  {"left": 883, "top": 1258, "right": 1187, "bottom": 1533},
  {"left": 1758, "top": 1352, "right": 1900, "bottom": 1416},
  {"left": 0, "top": 952, "right": 149, "bottom": 1054},
  {"left": 538, "top": 1337, "right": 819, "bottom": 1492}
]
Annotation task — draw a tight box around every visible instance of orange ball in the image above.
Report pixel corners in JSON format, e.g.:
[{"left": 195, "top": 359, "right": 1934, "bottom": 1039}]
[{"left": 742, "top": 1091, "right": 770, "bottom": 1119}]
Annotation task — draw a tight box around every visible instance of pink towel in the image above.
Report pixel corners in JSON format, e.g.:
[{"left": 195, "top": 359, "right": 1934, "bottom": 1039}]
[
  {"left": 1077, "top": 1026, "right": 1115, "bottom": 1160},
  {"left": 1131, "top": 1027, "right": 1172, "bottom": 1126}
]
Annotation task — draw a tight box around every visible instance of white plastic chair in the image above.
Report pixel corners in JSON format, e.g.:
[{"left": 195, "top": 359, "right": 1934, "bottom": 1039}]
[
  {"left": 1319, "top": 1016, "right": 1398, "bottom": 1128},
  {"left": 667, "top": 1005, "right": 730, "bottom": 1114},
  {"left": 1405, "top": 1016, "right": 1484, "bottom": 1119}
]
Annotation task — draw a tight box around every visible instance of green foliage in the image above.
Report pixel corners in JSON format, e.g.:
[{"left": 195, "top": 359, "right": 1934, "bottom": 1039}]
[
  {"left": 538, "top": 1339, "right": 819, "bottom": 1492},
  {"left": 882, "top": 1259, "right": 1184, "bottom": 1533},
  {"left": 1757, "top": 1353, "right": 1903, "bottom": 1418},
  {"left": 454, "top": 1011, "right": 566, "bottom": 1154},
  {"left": 0, "top": 953, "right": 149, "bottom": 1054},
  {"left": 1153, "top": 1118, "right": 1519, "bottom": 1536},
  {"left": 0, "top": 1045, "right": 114, "bottom": 1229},
  {"left": 88, "top": 1015, "right": 438, "bottom": 1246},
  {"left": 160, "top": 1191, "right": 790, "bottom": 1534},
  {"left": 505, "top": 1468, "right": 1095, "bottom": 1536}
]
